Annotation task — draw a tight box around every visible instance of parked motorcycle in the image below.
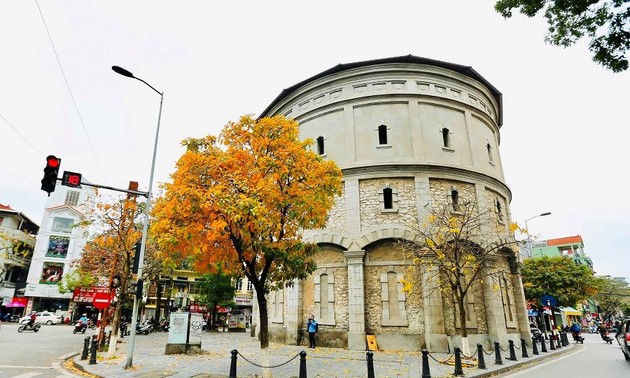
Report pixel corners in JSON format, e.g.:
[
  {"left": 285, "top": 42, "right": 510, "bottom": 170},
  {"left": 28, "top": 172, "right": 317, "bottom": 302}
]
[
  {"left": 158, "top": 319, "right": 170, "bottom": 332},
  {"left": 136, "top": 321, "right": 153, "bottom": 335},
  {"left": 18, "top": 322, "right": 41, "bottom": 333},
  {"left": 73, "top": 320, "right": 88, "bottom": 334}
]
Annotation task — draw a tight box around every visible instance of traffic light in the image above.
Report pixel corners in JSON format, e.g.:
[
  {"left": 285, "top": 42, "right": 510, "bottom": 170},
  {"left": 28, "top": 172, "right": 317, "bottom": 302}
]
[
  {"left": 41, "top": 155, "right": 61, "bottom": 196},
  {"left": 128, "top": 278, "right": 143, "bottom": 300}
]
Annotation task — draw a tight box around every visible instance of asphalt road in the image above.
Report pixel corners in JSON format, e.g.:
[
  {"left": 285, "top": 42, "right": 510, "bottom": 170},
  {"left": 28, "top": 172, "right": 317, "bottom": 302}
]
[
  {"left": 496, "top": 332, "right": 629, "bottom": 377},
  {"left": 0, "top": 321, "right": 93, "bottom": 378}
]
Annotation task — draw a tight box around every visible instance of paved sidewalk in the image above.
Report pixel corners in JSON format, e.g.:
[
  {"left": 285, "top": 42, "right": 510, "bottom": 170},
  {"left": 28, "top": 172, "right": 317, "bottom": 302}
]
[{"left": 70, "top": 331, "right": 576, "bottom": 378}]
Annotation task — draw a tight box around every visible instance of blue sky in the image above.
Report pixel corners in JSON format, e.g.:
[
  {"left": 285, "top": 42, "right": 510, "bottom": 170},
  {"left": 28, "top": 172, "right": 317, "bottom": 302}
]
[{"left": 1, "top": 1, "right": 628, "bottom": 280}]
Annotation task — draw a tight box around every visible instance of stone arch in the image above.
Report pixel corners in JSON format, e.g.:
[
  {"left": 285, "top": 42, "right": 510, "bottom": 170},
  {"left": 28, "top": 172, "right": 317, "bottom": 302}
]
[
  {"left": 303, "top": 231, "right": 354, "bottom": 250},
  {"left": 358, "top": 224, "right": 420, "bottom": 249}
]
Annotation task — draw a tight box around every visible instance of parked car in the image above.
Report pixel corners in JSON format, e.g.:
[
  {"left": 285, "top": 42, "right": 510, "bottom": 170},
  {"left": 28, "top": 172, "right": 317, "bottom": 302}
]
[
  {"left": 615, "top": 318, "right": 630, "bottom": 362},
  {"left": 19, "top": 311, "right": 63, "bottom": 325}
]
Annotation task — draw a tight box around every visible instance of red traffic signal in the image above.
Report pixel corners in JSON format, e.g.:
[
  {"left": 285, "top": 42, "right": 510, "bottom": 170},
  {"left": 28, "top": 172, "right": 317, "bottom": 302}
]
[{"left": 41, "top": 155, "right": 61, "bottom": 196}]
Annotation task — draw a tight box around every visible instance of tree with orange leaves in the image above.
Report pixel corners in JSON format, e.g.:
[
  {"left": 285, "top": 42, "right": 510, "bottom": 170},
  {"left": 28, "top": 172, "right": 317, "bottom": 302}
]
[
  {"left": 68, "top": 193, "right": 167, "bottom": 356},
  {"left": 152, "top": 115, "right": 343, "bottom": 348}
]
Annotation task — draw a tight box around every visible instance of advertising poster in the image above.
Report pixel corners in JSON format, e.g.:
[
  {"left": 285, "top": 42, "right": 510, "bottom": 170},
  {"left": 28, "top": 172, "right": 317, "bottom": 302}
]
[
  {"left": 47, "top": 235, "right": 70, "bottom": 258},
  {"left": 40, "top": 262, "right": 64, "bottom": 284}
]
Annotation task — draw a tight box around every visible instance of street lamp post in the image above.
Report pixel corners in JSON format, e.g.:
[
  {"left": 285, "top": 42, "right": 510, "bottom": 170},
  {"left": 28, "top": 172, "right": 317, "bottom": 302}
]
[
  {"left": 112, "top": 65, "right": 163, "bottom": 369},
  {"left": 524, "top": 212, "right": 551, "bottom": 258}
]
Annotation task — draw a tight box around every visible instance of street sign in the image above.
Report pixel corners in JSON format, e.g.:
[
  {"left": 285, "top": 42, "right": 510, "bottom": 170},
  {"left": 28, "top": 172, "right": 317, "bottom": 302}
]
[
  {"left": 93, "top": 291, "right": 112, "bottom": 310},
  {"left": 540, "top": 294, "right": 557, "bottom": 307}
]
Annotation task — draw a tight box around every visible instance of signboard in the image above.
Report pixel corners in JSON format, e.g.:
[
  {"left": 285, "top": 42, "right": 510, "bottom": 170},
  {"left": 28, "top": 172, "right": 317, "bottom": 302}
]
[
  {"left": 93, "top": 291, "right": 112, "bottom": 310},
  {"left": 72, "top": 287, "right": 110, "bottom": 304},
  {"left": 168, "top": 312, "right": 189, "bottom": 344}
]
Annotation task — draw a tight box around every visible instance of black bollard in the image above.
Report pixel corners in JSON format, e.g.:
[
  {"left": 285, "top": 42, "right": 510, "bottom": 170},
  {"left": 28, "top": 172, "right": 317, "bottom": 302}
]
[
  {"left": 564, "top": 332, "right": 570, "bottom": 346},
  {"left": 507, "top": 340, "right": 517, "bottom": 361},
  {"left": 549, "top": 334, "right": 556, "bottom": 350},
  {"left": 88, "top": 337, "right": 98, "bottom": 365},
  {"left": 229, "top": 349, "right": 238, "bottom": 378},
  {"left": 540, "top": 337, "right": 548, "bottom": 353},
  {"left": 521, "top": 338, "right": 529, "bottom": 358},
  {"left": 532, "top": 337, "right": 539, "bottom": 355},
  {"left": 476, "top": 344, "right": 486, "bottom": 369},
  {"left": 299, "top": 350, "right": 307, "bottom": 378},
  {"left": 556, "top": 333, "right": 562, "bottom": 349},
  {"left": 421, "top": 350, "right": 431, "bottom": 378},
  {"left": 81, "top": 336, "right": 90, "bottom": 360},
  {"left": 366, "top": 351, "right": 375, "bottom": 378},
  {"left": 453, "top": 347, "right": 464, "bottom": 376},
  {"left": 494, "top": 341, "right": 503, "bottom": 365}
]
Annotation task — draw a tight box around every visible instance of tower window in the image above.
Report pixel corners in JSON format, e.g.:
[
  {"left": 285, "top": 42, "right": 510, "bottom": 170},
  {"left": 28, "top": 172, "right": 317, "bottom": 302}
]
[
  {"left": 378, "top": 125, "right": 388, "bottom": 145},
  {"left": 383, "top": 188, "right": 393, "bottom": 209},
  {"left": 442, "top": 128, "right": 450, "bottom": 148},
  {"left": 316, "top": 136, "right": 325, "bottom": 155},
  {"left": 486, "top": 143, "right": 493, "bottom": 162},
  {"left": 379, "top": 186, "right": 399, "bottom": 212},
  {"left": 451, "top": 189, "right": 459, "bottom": 212},
  {"left": 496, "top": 199, "right": 503, "bottom": 220}
]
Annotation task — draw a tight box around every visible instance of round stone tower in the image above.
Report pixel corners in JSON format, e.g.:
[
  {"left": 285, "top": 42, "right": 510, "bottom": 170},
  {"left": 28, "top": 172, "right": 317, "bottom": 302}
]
[{"left": 257, "top": 55, "right": 528, "bottom": 352}]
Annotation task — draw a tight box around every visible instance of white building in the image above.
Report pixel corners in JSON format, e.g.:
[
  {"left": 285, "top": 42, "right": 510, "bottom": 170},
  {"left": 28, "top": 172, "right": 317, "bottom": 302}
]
[{"left": 23, "top": 182, "right": 96, "bottom": 316}]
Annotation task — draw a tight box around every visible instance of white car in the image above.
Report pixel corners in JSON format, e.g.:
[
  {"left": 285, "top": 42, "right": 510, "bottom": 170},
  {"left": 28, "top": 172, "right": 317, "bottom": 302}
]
[{"left": 19, "top": 311, "right": 63, "bottom": 325}]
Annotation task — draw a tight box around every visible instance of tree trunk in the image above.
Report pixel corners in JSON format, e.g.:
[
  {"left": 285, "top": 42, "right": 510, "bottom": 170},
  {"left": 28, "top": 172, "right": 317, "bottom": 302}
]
[
  {"left": 256, "top": 290, "right": 269, "bottom": 349},
  {"left": 456, "top": 291, "right": 472, "bottom": 356}
]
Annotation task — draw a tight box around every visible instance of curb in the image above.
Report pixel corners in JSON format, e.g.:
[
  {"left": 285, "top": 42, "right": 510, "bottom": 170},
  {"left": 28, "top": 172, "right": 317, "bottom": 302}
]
[
  {"left": 468, "top": 344, "right": 578, "bottom": 377},
  {"left": 67, "top": 352, "right": 105, "bottom": 378}
]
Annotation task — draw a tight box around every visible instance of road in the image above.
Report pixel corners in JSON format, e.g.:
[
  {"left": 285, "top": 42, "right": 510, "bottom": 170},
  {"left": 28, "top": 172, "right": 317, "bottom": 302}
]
[
  {"left": 0, "top": 321, "right": 98, "bottom": 378},
  {"left": 497, "top": 332, "right": 629, "bottom": 377}
]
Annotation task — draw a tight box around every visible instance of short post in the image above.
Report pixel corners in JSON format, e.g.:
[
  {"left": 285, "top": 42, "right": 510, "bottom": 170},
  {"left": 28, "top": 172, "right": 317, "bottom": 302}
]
[
  {"left": 521, "top": 338, "right": 529, "bottom": 358},
  {"left": 88, "top": 336, "right": 98, "bottom": 365},
  {"left": 549, "top": 333, "right": 556, "bottom": 350},
  {"left": 366, "top": 351, "right": 375, "bottom": 378},
  {"left": 422, "top": 349, "right": 431, "bottom": 378},
  {"left": 507, "top": 339, "right": 517, "bottom": 361},
  {"left": 299, "top": 350, "right": 307, "bottom": 378},
  {"left": 229, "top": 349, "right": 238, "bottom": 378},
  {"left": 532, "top": 337, "right": 539, "bottom": 355},
  {"left": 540, "top": 336, "right": 548, "bottom": 352},
  {"left": 81, "top": 336, "right": 90, "bottom": 360},
  {"left": 556, "top": 333, "right": 562, "bottom": 349},
  {"left": 476, "top": 344, "right": 486, "bottom": 369},
  {"left": 494, "top": 341, "right": 503, "bottom": 365},
  {"left": 562, "top": 332, "right": 568, "bottom": 346},
  {"left": 453, "top": 347, "right": 464, "bottom": 376}
]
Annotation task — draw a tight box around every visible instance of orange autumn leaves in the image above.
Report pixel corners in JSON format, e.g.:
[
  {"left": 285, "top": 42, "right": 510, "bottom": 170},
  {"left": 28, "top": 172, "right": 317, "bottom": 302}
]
[{"left": 151, "top": 115, "right": 342, "bottom": 286}]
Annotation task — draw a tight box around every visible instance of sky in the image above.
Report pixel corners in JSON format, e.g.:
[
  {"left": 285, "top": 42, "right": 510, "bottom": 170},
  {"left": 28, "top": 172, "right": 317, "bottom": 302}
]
[{"left": 1, "top": 1, "right": 629, "bottom": 281}]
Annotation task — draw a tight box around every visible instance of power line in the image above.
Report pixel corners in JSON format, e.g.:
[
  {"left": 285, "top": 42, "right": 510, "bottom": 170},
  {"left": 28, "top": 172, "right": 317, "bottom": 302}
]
[
  {"left": 35, "top": 0, "right": 103, "bottom": 175},
  {"left": 0, "top": 112, "right": 44, "bottom": 157}
]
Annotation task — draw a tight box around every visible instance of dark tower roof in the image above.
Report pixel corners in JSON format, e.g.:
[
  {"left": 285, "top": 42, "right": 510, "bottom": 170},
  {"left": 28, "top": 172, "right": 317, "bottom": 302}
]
[{"left": 260, "top": 54, "right": 503, "bottom": 126}]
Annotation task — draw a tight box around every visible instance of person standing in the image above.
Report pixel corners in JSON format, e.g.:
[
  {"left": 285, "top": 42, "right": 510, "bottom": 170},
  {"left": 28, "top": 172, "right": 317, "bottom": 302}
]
[{"left": 307, "top": 314, "right": 318, "bottom": 348}]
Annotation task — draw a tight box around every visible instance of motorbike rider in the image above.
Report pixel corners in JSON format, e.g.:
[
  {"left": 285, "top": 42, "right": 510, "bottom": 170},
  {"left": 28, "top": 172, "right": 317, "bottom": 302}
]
[
  {"left": 27, "top": 311, "right": 37, "bottom": 327},
  {"left": 78, "top": 313, "right": 89, "bottom": 329}
]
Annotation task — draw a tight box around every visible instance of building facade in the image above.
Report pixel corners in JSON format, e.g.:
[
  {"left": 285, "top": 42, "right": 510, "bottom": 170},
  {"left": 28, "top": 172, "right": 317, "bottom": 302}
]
[
  {"left": 24, "top": 182, "right": 96, "bottom": 317},
  {"left": 530, "top": 235, "right": 593, "bottom": 268},
  {"left": 255, "top": 55, "right": 529, "bottom": 352},
  {"left": 0, "top": 204, "right": 39, "bottom": 317}
]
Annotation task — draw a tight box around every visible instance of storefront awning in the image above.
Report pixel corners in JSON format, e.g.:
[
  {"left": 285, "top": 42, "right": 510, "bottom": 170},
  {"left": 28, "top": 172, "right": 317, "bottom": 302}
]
[
  {"left": 561, "top": 307, "right": 582, "bottom": 316},
  {"left": 3, "top": 297, "right": 28, "bottom": 307}
]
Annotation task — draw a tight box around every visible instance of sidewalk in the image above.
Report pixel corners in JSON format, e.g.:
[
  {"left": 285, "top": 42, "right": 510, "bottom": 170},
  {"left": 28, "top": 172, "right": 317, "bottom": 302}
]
[{"left": 70, "top": 331, "right": 576, "bottom": 378}]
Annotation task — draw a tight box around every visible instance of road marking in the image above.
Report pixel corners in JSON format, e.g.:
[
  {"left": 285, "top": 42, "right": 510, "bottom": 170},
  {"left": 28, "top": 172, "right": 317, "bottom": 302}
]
[{"left": 0, "top": 365, "right": 52, "bottom": 369}]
